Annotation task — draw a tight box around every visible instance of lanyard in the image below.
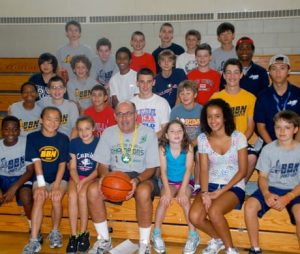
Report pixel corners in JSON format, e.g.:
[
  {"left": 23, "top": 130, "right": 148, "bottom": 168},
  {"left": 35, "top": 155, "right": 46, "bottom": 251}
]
[
  {"left": 118, "top": 125, "right": 137, "bottom": 164},
  {"left": 272, "top": 90, "right": 291, "bottom": 112}
]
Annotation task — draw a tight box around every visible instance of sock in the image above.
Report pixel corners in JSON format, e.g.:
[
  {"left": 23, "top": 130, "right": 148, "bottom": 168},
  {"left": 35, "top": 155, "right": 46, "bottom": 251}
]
[
  {"left": 153, "top": 227, "right": 161, "bottom": 236},
  {"left": 94, "top": 221, "right": 109, "bottom": 240},
  {"left": 188, "top": 230, "right": 198, "bottom": 238},
  {"left": 139, "top": 227, "right": 151, "bottom": 243},
  {"left": 252, "top": 247, "right": 261, "bottom": 251}
]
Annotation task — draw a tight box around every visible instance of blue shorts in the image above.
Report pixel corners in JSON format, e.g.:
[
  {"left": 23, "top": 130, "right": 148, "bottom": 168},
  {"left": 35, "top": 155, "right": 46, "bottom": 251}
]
[
  {"left": 247, "top": 144, "right": 259, "bottom": 156},
  {"left": 251, "top": 186, "right": 300, "bottom": 225},
  {"left": 0, "top": 175, "right": 32, "bottom": 205},
  {"left": 208, "top": 183, "right": 245, "bottom": 210}
]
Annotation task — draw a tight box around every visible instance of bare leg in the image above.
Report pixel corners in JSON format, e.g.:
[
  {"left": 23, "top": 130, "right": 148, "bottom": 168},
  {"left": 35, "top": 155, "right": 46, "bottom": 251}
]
[
  {"left": 19, "top": 187, "right": 33, "bottom": 220},
  {"left": 68, "top": 180, "right": 78, "bottom": 235},
  {"left": 189, "top": 193, "right": 219, "bottom": 238},
  {"left": 246, "top": 154, "right": 257, "bottom": 182},
  {"left": 244, "top": 197, "right": 262, "bottom": 248},
  {"left": 292, "top": 204, "right": 300, "bottom": 247},
  {"left": 207, "top": 191, "right": 239, "bottom": 249},
  {"left": 31, "top": 188, "right": 47, "bottom": 238},
  {"left": 51, "top": 183, "right": 67, "bottom": 230}
]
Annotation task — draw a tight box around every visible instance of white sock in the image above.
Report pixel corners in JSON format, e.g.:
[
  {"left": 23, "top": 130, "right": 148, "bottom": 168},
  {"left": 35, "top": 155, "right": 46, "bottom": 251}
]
[
  {"left": 94, "top": 221, "right": 109, "bottom": 240},
  {"left": 139, "top": 227, "right": 151, "bottom": 243}
]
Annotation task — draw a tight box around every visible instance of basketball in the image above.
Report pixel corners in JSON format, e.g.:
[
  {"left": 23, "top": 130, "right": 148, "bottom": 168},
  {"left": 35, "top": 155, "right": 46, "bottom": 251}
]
[{"left": 101, "top": 171, "right": 133, "bottom": 202}]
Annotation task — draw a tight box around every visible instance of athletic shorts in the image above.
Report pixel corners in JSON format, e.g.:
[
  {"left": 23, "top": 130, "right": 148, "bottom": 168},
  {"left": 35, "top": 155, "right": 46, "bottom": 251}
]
[
  {"left": 32, "top": 179, "right": 68, "bottom": 192},
  {"left": 207, "top": 183, "right": 245, "bottom": 210},
  {"left": 0, "top": 175, "right": 32, "bottom": 205},
  {"left": 251, "top": 186, "right": 300, "bottom": 225},
  {"left": 168, "top": 179, "right": 195, "bottom": 190},
  {"left": 125, "top": 171, "right": 160, "bottom": 198}
]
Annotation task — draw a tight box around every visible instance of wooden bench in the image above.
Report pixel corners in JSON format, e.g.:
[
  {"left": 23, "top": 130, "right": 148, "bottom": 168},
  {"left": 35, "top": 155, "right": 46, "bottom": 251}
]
[{"left": 0, "top": 195, "right": 298, "bottom": 253}]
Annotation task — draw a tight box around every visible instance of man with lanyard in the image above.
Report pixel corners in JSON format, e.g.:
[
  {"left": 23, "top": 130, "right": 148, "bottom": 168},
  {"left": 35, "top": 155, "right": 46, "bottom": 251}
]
[
  {"left": 254, "top": 54, "right": 300, "bottom": 143},
  {"left": 87, "top": 101, "right": 160, "bottom": 254}
]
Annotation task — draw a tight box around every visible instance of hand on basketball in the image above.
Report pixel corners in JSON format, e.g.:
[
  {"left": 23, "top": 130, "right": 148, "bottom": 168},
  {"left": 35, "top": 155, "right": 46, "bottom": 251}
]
[
  {"left": 126, "top": 179, "right": 137, "bottom": 200},
  {"left": 98, "top": 177, "right": 106, "bottom": 199}
]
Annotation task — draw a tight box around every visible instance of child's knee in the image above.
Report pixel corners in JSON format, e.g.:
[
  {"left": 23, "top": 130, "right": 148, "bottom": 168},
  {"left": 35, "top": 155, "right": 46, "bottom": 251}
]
[{"left": 244, "top": 198, "right": 260, "bottom": 215}]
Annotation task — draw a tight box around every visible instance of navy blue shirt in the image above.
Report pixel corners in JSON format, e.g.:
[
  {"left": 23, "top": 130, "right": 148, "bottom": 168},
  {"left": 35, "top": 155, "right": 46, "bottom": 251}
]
[
  {"left": 69, "top": 137, "right": 99, "bottom": 177},
  {"left": 220, "top": 62, "right": 269, "bottom": 97},
  {"left": 154, "top": 68, "right": 186, "bottom": 108},
  {"left": 152, "top": 43, "right": 185, "bottom": 73},
  {"left": 254, "top": 83, "right": 300, "bottom": 140},
  {"left": 26, "top": 131, "right": 70, "bottom": 183}
]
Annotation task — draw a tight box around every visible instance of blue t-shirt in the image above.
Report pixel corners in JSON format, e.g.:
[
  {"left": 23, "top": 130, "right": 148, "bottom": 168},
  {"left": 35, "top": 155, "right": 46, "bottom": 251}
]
[
  {"left": 69, "top": 137, "right": 99, "bottom": 177},
  {"left": 254, "top": 84, "right": 300, "bottom": 140},
  {"left": 154, "top": 68, "right": 186, "bottom": 108},
  {"left": 165, "top": 146, "right": 187, "bottom": 183},
  {"left": 152, "top": 43, "right": 185, "bottom": 73},
  {"left": 25, "top": 131, "right": 70, "bottom": 183},
  {"left": 220, "top": 62, "right": 270, "bottom": 97},
  {"left": 170, "top": 103, "right": 202, "bottom": 141}
]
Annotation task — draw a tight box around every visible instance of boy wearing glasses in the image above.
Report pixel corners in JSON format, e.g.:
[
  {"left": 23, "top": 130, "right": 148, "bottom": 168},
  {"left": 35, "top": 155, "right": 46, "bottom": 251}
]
[{"left": 38, "top": 76, "right": 79, "bottom": 139}]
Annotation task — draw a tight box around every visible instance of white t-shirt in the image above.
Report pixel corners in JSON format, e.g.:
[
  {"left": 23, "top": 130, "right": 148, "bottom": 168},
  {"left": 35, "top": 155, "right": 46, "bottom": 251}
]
[
  {"left": 176, "top": 52, "right": 197, "bottom": 74},
  {"left": 198, "top": 130, "right": 247, "bottom": 190},
  {"left": 109, "top": 69, "right": 139, "bottom": 102},
  {"left": 131, "top": 94, "right": 170, "bottom": 133}
]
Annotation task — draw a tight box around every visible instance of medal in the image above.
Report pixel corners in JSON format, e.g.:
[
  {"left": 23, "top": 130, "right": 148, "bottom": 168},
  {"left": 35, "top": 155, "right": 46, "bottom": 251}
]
[
  {"left": 118, "top": 125, "right": 137, "bottom": 165},
  {"left": 121, "top": 154, "right": 131, "bottom": 163}
]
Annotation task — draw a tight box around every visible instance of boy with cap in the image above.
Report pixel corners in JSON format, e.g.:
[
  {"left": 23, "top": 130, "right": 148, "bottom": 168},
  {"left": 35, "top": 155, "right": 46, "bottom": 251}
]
[
  {"left": 254, "top": 54, "right": 300, "bottom": 143},
  {"left": 220, "top": 37, "right": 269, "bottom": 97}
]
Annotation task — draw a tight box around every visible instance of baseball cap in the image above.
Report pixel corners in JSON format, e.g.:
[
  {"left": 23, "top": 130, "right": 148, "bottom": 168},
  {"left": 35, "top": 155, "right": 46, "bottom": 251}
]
[
  {"left": 269, "top": 54, "right": 290, "bottom": 68},
  {"left": 236, "top": 37, "right": 254, "bottom": 48}
]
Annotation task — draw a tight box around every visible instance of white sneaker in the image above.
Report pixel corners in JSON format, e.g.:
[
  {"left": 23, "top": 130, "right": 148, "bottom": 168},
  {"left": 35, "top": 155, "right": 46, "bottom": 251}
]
[
  {"left": 225, "top": 247, "right": 239, "bottom": 254},
  {"left": 88, "top": 238, "right": 112, "bottom": 254},
  {"left": 202, "top": 238, "right": 225, "bottom": 254},
  {"left": 152, "top": 234, "right": 166, "bottom": 253},
  {"left": 139, "top": 240, "right": 151, "bottom": 254},
  {"left": 183, "top": 234, "right": 200, "bottom": 254}
]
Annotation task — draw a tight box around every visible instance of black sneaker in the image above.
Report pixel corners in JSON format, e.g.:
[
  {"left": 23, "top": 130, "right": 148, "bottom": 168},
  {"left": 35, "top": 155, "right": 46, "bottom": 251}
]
[
  {"left": 66, "top": 235, "right": 78, "bottom": 254},
  {"left": 249, "top": 247, "right": 262, "bottom": 254},
  {"left": 77, "top": 231, "right": 90, "bottom": 252}
]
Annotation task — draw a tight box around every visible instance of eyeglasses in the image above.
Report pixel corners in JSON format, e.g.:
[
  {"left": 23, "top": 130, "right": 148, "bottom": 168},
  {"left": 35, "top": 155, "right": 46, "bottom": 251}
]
[
  {"left": 50, "top": 86, "right": 65, "bottom": 90},
  {"left": 116, "top": 111, "right": 135, "bottom": 118}
]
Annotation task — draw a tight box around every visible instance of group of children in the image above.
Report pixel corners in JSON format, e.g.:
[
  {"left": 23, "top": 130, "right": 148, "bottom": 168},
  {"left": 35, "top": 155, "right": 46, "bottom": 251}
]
[{"left": 0, "top": 18, "right": 300, "bottom": 254}]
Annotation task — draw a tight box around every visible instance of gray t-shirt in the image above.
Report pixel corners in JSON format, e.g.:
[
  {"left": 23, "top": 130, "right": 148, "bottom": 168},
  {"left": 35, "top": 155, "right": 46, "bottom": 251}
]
[
  {"left": 90, "top": 55, "right": 118, "bottom": 85},
  {"left": 67, "top": 77, "right": 97, "bottom": 110},
  {"left": 0, "top": 137, "right": 30, "bottom": 177},
  {"left": 210, "top": 47, "right": 237, "bottom": 73},
  {"left": 9, "top": 101, "right": 42, "bottom": 137},
  {"left": 256, "top": 141, "right": 300, "bottom": 190},
  {"left": 170, "top": 103, "right": 202, "bottom": 141},
  {"left": 38, "top": 97, "right": 79, "bottom": 137},
  {"left": 93, "top": 125, "right": 160, "bottom": 173},
  {"left": 56, "top": 43, "right": 94, "bottom": 80}
]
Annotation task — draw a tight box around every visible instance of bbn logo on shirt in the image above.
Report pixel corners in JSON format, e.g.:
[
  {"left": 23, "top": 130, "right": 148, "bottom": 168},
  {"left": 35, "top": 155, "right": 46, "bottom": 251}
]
[{"left": 40, "top": 146, "right": 59, "bottom": 162}]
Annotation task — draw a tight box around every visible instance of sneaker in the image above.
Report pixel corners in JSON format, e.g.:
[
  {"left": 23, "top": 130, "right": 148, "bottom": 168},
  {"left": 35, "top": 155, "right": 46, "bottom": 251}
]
[
  {"left": 225, "top": 247, "right": 239, "bottom": 254},
  {"left": 66, "top": 235, "right": 78, "bottom": 254},
  {"left": 139, "top": 241, "right": 151, "bottom": 254},
  {"left": 48, "top": 229, "right": 63, "bottom": 248},
  {"left": 37, "top": 232, "right": 43, "bottom": 245},
  {"left": 152, "top": 234, "right": 166, "bottom": 253},
  {"left": 248, "top": 247, "right": 262, "bottom": 254},
  {"left": 202, "top": 238, "right": 225, "bottom": 254},
  {"left": 77, "top": 231, "right": 90, "bottom": 252},
  {"left": 88, "top": 238, "right": 112, "bottom": 254},
  {"left": 22, "top": 239, "right": 41, "bottom": 254},
  {"left": 29, "top": 230, "right": 43, "bottom": 245},
  {"left": 183, "top": 234, "right": 200, "bottom": 254}
]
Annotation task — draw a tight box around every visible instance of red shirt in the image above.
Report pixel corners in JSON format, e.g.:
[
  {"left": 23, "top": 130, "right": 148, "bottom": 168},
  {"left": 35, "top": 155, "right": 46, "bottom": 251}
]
[
  {"left": 130, "top": 52, "right": 156, "bottom": 75},
  {"left": 84, "top": 105, "right": 116, "bottom": 137},
  {"left": 188, "top": 69, "right": 221, "bottom": 105}
]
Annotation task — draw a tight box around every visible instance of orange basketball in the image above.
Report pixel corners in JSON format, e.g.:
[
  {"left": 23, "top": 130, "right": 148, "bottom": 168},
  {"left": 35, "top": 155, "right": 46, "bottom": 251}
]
[{"left": 101, "top": 171, "right": 132, "bottom": 202}]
